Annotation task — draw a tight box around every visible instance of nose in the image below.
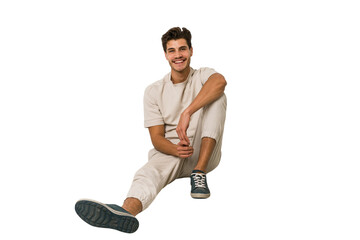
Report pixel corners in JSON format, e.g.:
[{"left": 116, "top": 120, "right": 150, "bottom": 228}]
[{"left": 174, "top": 50, "right": 182, "bottom": 58}]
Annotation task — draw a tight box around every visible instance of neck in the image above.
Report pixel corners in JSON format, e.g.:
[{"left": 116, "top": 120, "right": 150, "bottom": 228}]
[{"left": 171, "top": 67, "right": 191, "bottom": 84}]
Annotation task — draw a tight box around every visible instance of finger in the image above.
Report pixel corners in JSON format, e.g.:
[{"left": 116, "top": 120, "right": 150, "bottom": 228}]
[
  {"left": 177, "top": 147, "right": 193, "bottom": 155},
  {"left": 177, "top": 125, "right": 190, "bottom": 146},
  {"left": 178, "top": 131, "right": 188, "bottom": 145},
  {"left": 177, "top": 148, "right": 191, "bottom": 155},
  {"left": 177, "top": 145, "right": 193, "bottom": 151},
  {"left": 180, "top": 151, "right": 193, "bottom": 158},
  {"left": 178, "top": 150, "right": 194, "bottom": 155},
  {"left": 178, "top": 125, "right": 186, "bottom": 139},
  {"left": 179, "top": 139, "right": 189, "bottom": 146},
  {"left": 180, "top": 129, "right": 188, "bottom": 142},
  {"left": 184, "top": 135, "right": 190, "bottom": 145},
  {"left": 180, "top": 131, "right": 187, "bottom": 143},
  {"left": 179, "top": 130, "right": 189, "bottom": 144},
  {"left": 179, "top": 152, "right": 193, "bottom": 158}
]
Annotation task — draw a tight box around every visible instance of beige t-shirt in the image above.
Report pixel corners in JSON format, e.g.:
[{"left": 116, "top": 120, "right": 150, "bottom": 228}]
[{"left": 144, "top": 67, "right": 217, "bottom": 142}]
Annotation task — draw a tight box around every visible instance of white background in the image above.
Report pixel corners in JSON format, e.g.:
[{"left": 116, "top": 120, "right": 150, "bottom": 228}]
[{"left": 1, "top": 0, "right": 359, "bottom": 239}]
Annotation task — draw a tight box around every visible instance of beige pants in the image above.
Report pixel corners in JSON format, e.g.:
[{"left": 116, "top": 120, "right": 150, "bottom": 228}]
[{"left": 127, "top": 94, "right": 227, "bottom": 210}]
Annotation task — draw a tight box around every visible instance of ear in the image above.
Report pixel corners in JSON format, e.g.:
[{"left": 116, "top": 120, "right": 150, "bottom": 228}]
[
  {"left": 190, "top": 47, "right": 193, "bottom": 57},
  {"left": 164, "top": 51, "right": 169, "bottom": 60}
]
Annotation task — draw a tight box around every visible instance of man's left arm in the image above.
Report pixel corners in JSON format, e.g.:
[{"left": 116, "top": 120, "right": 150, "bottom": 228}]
[{"left": 176, "top": 73, "right": 227, "bottom": 145}]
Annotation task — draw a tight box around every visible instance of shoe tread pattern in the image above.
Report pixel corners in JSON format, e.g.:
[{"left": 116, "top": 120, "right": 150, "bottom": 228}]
[{"left": 75, "top": 200, "right": 139, "bottom": 233}]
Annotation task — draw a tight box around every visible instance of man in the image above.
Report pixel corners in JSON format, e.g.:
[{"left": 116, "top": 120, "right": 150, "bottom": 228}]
[{"left": 75, "top": 27, "right": 227, "bottom": 233}]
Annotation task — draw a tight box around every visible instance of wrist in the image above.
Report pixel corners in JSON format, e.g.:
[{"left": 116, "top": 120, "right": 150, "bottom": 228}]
[
  {"left": 183, "top": 107, "right": 193, "bottom": 116},
  {"left": 171, "top": 143, "right": 180, "bottom": 157}
]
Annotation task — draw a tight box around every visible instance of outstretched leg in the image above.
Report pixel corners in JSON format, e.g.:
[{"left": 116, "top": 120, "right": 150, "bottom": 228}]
[{"left": 126, "top": 149, "right": 184, "bottom": 211}]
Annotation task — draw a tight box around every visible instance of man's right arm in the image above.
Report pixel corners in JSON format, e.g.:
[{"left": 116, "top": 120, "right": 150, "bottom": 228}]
[{"left": 148, "top": 125, "right": 194, "bottom": 158}]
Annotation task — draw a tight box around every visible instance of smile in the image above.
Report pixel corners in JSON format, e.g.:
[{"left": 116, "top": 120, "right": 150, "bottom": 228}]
[{"left": 173, "top": 59, "right": 185, "bottom": 64}]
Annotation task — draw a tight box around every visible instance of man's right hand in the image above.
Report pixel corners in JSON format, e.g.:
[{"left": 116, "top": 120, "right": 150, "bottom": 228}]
[{"left": 176, "top": 142, "right": 194, "bottom": 159}]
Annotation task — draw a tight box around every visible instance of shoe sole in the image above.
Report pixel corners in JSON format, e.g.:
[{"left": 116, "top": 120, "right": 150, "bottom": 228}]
[
  {"left": 75, "top": 199, "right": 139, "bottom": 233},
  {"left": 191, "top": 193, "right": 210, "bottom": 199}
]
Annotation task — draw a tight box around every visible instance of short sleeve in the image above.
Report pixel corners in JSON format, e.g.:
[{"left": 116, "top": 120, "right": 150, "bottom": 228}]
[
  {"left": 200, "top": 67, "right": 217, "bottom": 85},
  {"left": 144, "top": 85, "right": 164, "bottom": 128}
]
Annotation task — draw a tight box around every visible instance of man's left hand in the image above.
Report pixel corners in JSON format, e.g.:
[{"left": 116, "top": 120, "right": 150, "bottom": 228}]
[{"left": 176, "top": 111, "right": 191, "bottom": 146}]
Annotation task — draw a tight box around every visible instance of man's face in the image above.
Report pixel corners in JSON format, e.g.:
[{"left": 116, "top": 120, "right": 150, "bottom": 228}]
[{"left": 165, "top": 38, "right": 193, "bottom": 73}]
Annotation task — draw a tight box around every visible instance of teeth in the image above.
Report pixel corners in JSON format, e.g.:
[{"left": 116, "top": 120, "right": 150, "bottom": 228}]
[{"left": 175, "top": 60, "right": 184, "bottom": 63}]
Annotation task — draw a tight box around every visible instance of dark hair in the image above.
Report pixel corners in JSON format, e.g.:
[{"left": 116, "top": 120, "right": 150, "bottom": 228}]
[{"left": 161, "top": 27, "right": 192, "bottom": 52}]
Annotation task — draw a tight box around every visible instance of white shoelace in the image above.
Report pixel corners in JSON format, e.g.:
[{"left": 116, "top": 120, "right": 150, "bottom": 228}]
[{"left": 192, "top": 173, "right": 206, "bottom": 188}]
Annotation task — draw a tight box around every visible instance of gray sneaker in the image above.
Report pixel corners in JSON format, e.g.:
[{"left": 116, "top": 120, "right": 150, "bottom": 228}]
[
  {"left": 75, "top": 199, "right": 139, "bottom": 233},
  {"left": 190, "top": 170, "right": 211, "bottom": 199}
]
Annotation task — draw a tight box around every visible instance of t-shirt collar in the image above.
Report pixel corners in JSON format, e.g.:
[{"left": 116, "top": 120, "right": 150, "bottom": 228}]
[{"left": 168, "top": 67, "right": 194, "bottom": 85}]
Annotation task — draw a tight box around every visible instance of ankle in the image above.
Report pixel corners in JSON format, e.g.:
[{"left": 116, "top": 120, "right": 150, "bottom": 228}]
[{"left": 122, "top": 197, "right": 143, "bottom": 216}]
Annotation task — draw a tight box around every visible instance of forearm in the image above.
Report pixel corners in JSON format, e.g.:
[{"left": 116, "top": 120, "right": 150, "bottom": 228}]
[
  {"left": 151, "top": 135, "right": 178, "bottom": 157},
  {"left": 184, "top": 73, "right": 226, "bottom": 116}
]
